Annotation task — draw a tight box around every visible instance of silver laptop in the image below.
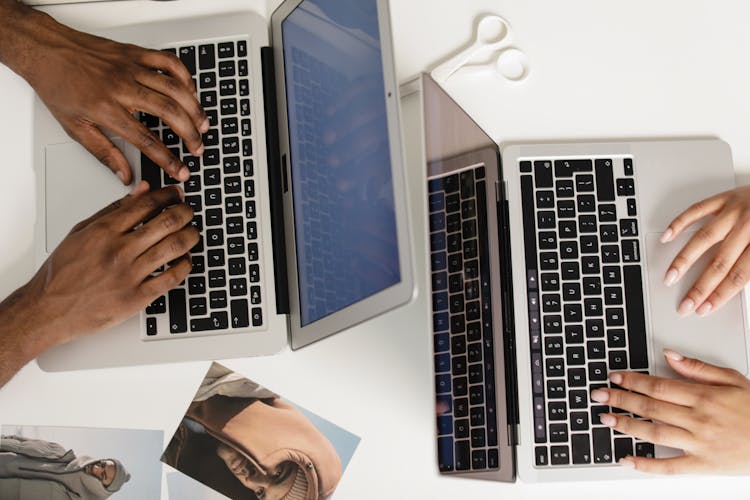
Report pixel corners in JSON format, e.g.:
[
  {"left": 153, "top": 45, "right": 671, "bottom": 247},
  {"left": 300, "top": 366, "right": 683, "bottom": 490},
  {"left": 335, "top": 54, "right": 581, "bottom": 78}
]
[
  {"left": 401, "top": 74, "right": 750, "bottom": 481},
  {"left": 34, "top": 0, "right": 414, "bottom": 370}
]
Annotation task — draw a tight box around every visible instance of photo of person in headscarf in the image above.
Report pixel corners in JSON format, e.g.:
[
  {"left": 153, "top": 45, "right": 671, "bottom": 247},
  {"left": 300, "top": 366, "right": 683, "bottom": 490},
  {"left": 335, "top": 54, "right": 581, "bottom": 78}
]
[
  {"left": 0, "top": 434, "right": 130, "bottom": 499},
  {"left": 163, "top": 363, "right": 348, "bottom": 500}
]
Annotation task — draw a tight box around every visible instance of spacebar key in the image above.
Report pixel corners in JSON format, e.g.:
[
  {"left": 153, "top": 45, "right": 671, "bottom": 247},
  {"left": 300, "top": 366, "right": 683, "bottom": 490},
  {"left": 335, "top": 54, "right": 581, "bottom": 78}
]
[{"left": 624, "top": 265, "right": 648, "bottom": 369}]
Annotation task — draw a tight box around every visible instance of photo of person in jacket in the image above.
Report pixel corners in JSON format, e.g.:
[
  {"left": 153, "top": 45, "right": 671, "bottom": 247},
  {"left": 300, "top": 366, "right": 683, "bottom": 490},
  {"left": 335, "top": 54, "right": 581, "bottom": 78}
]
[
  {"left": 163, "top": 363, "right": 346, "bottom": 500},
  {"left": 0, "top": 434, "right": 130, "bottom": 499}
]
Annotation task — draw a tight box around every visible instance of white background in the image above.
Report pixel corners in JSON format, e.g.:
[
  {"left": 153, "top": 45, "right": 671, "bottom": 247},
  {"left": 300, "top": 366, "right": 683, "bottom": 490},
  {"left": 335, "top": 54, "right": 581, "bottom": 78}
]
[{"left": 3, "top": 0, "right": 750, "bottom": 498}]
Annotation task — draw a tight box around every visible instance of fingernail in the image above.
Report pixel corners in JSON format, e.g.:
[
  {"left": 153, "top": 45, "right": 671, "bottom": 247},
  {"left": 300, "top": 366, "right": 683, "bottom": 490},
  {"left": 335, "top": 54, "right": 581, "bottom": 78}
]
[
  {"left": 660, "top": 228, "right": 673, "bottom": 243},
  {"left": 590, "top": 389, "right": 609, "bottom": 403},
  {"left": 696, "top": 301, "right": 713, "bottom": 317},
  {"left": 609, "top": 372, "right": 623, "bottom": 384},
  {"left": 678, "top": 297, "right": 695, "bottom": 317},
  {"left": 196, "top": 144, "right": 205, "bottom": 156},
  {"left": 200, "top": 118, "right": 210, "bottom": 133},
  {"left": 116, "top": 171, "right": 126, "bottom": 184},
  {"left": 663, "top": 348, "right": 684, "bottom": 362},
  {"left": 619, "top": 457, "right": 635, "bottom": 469},
  {"left": 178, "top": 167, "right": 190, "bottom": 182},
  {"left": 663, "top": 269, "right": 679, "bottom": 287},
  {"left": 599, "top": 414, "right": 617, "bottom": 427}
]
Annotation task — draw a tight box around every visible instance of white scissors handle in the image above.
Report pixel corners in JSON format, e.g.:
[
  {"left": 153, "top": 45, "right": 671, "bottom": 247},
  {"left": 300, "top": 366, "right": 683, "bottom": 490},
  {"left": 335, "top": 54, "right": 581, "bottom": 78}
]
[{"left": 431, "top": 15, "right": 511, "bottom": 84}]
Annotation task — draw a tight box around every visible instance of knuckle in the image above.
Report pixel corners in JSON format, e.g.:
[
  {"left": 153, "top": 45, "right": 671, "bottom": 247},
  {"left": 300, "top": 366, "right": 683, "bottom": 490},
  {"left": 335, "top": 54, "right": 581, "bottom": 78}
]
[
  {"left": 709, "top": 256, "right": 730, "bottom": 274},
  {"left": 649, "top": 378, "right": 668, "bottom": 397},
  {"left": 729, "top": 268, "right": 748, "bottom": 287},
  {"left": 695, "top": 226, "right": 715, "bottom": 244},
  {"left": 159, "top": 98, "right": 180, "bottom": 118},
  {"left": 160, "top": 211, "right": 181, "bottom": 232},
  {"left": 671, "top": 254, "right": 690, "bottom": 270},
  {"left": 138, "top": 130, "right": 158, "bottom": 151}
]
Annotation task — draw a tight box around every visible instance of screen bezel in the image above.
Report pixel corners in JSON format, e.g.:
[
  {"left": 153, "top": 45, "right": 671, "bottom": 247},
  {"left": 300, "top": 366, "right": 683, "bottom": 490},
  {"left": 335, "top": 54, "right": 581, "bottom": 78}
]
[{"left": 271, "top": 0, "right": 414, "bottom": 349}]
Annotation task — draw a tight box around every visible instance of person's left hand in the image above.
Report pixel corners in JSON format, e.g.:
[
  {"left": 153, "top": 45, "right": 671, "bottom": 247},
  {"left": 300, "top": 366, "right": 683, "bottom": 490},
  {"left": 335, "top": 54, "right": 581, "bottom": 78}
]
[
  {"left": 590, "top": 350, "right": 750, "bottom": 475},
  {"left": 17, "top": 8, "right": 208, "bottom": 185}
]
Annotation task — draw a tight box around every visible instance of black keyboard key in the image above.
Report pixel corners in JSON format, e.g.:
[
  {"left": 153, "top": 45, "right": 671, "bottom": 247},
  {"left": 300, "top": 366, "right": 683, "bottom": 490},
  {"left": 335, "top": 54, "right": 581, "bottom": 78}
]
[
  {"left": 178, "top": 46, "right": 196, "bottom": 75},
  {"left": 208, "top": 269, "right": 226, "bottom": 289},
  {"left": 588, "top": 362, "right": 608, "bottom": 381},
  {"left": 438, "top": 437, "right": 454, "bottom": 472},
  {"left": 146, "top": 295, "right": 167, "bottom": 315},
  {"left": 242, "top": 139, "right": 253, "bottom": 157},
  {"left": 624, "top": 265, "right": 648, "bottom": 369},
  {"left": 204, "top": 148, "right": 220, "bottom": 166},
  {"left": 570, "top": 411, "right": 589, "bottom": 431},
  {"left": 459, "top": 170, "right": 474, "bottom": 198},
  {"left": 586, "top": 319, "right": 604, "bottom": 338},
  {"left": 608, "top": 329, "right": 626, "bottom": 348},
  {"left": 168, "top": 288, "right": 188, "bottom": 334},
  {"left": 209, "top": 290, "right": 227, "bottom": 309},
  {"left": 241, "top": 118, "right": 252, "bottom": 136},
  {"left": 559, "top": 220, "right": 577, "bottom": 239},
  {"left": 598, "top": 204, "right": 617, "bottom": 222},
  {"left": 555, "top": 159, "right": 592, "bottom": 176},
  {"left": 219, "top": 79, "right": 237, "bottom": 96},
  {"left": 223, "top": 137, "right": 240, "bottom": 155},
  {"left": 189, "top": 297, "right": 207, "bottom": 317},
  {"left": 556, "top": 179, "right": 575, "bottom": 198},
  {"left": 199, "top": 71, "right": 216, "bottom": 89},
  {"left": 600, "top": 224, "right": 618, "bottom": 243},
  {"left": 595, "top": 159, "right": 615, "bottom": 201},
  {"left": 562, "top": 282, "right": 581, "bottom": 302},
  {"left": 635, "top": 442, "right": 655, "bottom": 458},
  {"left": 561, "top": 261, "right": 580, "bottom": 280},
  {"left": 572, "top": 434, "right": 592, "bottom": 464},
  {"left": 218, "top": 42, "right": 234, "bottom": 58},
  {"left": 579, "top": 215, "right": 597, "bottom": 233},
  {"left": 593, "top": 427, "right": 613, "bottom": 463},
  {"left": 550, "top": 446, "right": 570, "bottom": 465},
  {"left": 146, "top": 317, "right": 157, "bottom": 336},
  {"left": 587, "top": 340, "right": 606, "bottom": 359},
  {"left": 614, "top": 438, "right": 634, "bottom": 461},
  {"left": 624, "top": 158, "right": 634, "bottom": 176},
  {"left": 557, "top": 200, "right": 575, "bottom": 219},
  {"left": 576, "top": 174, "right": 595, "bottom": 192},
  {"left": 535, "top": 446, "right": 549, "bottom": 466},
  {"left": 603, "top": 266, "right": 622, "bottom": 284},
  {"left": 471, "top": 427, "right": 486, "bottom": 448},
  {"left": 536, "top": 190, "right": 555, "bottom": 208},
  {"left": 455, "top": 441, "right": 471, "bottom": 471},
  {"left": 617, "top": 178, "right": 635, "bottom": 196},
  {"left": 230, "top": 299, "right": 249, "bottom": 328},
  {"left": 627, "top": 198, "right": 637, "bottom": 216},
  {"left": 534, "top": 161, "right": 553, "bottom": 188},
  {"left": 198, "top": 44, "right": 215, "bottom": 70},
  {"left": 620, "top": 219, "right": 639, "bottom": 237},
  {"left": 609, "top": 350, "right": 628, "bottom": 370},
  {"left": 602, "top": 245, "right": 620, "bottom": 263},
  {"left": 226, "top": 198, "right": 243, "bottom": 215},
  {"left": 549, "top": 423, "right": 569, "bottom": 443},
  {"left": 200, "top": 90, "right": 217, "bottom": 108},
  {"left": 220, "top": 98, "right": 237, "bottom": 115},
  {"left": 230, "top": 278, "right": 247, "bottom": 297},
  {"left": 622, "top": 239, "right": 641, "bottom": 263},
  {"left": 240, "top": 99, "right": 251, "bottom": 116}
]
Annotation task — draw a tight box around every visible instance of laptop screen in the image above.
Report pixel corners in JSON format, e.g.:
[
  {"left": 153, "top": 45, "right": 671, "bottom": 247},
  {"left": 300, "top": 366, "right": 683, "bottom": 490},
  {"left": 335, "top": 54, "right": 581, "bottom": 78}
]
[{"left": 281, "top": 0, "right": 400, "bottom": 327}]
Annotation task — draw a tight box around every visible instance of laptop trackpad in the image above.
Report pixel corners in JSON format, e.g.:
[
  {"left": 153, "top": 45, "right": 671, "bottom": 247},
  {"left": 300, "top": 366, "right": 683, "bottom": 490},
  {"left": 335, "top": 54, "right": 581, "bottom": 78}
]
[
  {"left": 45, "top": 141, "right": 130, "bottom": 253},
  {"left": 645, "top": 232, "right": 749, "bottom": 378}
]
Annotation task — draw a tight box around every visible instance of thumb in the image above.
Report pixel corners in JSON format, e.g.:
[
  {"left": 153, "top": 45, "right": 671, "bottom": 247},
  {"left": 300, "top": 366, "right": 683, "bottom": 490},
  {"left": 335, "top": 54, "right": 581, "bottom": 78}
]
[{"left": 663, "top": 349, "right": 748, "bottom": 387}]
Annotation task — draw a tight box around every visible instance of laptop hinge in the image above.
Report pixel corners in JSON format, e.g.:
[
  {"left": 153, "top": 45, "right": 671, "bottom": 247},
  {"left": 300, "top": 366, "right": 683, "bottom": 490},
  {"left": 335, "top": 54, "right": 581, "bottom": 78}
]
[
  {"left": 497, "top": 152, "right": 520, "bottom": 443},
  {"left": 261, "top": 46, "right": 290, "bottom": 315}
]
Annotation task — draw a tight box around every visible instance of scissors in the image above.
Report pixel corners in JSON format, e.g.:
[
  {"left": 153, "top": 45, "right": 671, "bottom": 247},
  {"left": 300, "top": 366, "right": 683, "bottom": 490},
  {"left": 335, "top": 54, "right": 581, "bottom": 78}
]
[{"left": 431, "top": 14, "right": 529, "bottom": 83}]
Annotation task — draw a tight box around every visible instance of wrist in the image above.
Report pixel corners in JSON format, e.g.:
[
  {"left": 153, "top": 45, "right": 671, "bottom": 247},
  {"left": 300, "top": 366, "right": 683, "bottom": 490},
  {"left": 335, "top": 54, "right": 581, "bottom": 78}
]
[
  {"left": 0, "top": 283, "right": 57, "bottom": 365},
  {"left": 0, "top": 2, "right": 68, "bottom": 87}
]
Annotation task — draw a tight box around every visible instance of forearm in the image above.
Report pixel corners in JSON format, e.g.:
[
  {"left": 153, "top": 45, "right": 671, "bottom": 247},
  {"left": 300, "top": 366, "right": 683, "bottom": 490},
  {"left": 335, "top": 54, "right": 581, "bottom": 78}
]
[
  {"left": 0, "top": 284, "right": 55, "bottom": 388},
  {"left": 0, "top": 0, "right": 70, "bottom": 87}
]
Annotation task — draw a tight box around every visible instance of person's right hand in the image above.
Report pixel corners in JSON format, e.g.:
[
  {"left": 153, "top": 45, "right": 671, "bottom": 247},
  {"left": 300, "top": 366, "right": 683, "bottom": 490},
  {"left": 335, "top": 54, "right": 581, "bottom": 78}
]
[
  {"left": 661, "top": 186, "right": 750, "bottom": 317},
  {"left": 21, "top": 182, "right": 198, "bottom": 347}
]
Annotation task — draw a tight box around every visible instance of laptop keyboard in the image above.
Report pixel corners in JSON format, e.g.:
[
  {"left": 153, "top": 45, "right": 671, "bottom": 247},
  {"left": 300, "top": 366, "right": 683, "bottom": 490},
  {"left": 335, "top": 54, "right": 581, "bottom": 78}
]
[
  {"left": 428, "top": 165, "right": 501, "bottom": 473},
  {"left": 520, "top": 157, "right": 654, "bottom": 467},
  {"left": 139, "top": 38, "right": 265, "bottom": 339}
]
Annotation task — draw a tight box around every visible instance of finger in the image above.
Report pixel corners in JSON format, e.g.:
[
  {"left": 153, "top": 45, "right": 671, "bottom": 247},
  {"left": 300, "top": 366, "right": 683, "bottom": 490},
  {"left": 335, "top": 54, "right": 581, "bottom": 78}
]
[
  {"left": 697, "top": 245, "right": 750, "bottom": 316},
  {"left": 661, "top": 193, "right": 728, "bottom": 243},
  {"left": 134, "top": 70, "right": 209, "bottom": 142},
  {"left": 663, "top": 219, "right": 734, "bottom": 312},
  {"left": 126, "top": 203, "right": 194, "bottom": 256},
  {"left": 678, "top": 221, "right": 750, "bottom": 315},
  {"left": 70, "top": 181, "right": 149, "bottom": 233},
  {"left": 67, "top": 122, "right": 132, "bottom": 184},
  {"left": 607, "top": 370, "right": 702, "bottom": 407},
  {"left": 133, "top": 226, "right": 200, "bottom": 279},
  {"left": 619, "top": 455, "right": 700, "bottom": 475},
  {"left": 138, "top": 255, "right": 192, "bottom": 302},
  {"left": 599, "top": 413, "right": 692, "bottom": 450},
  {"left": 139, "top": 49, "right": 194, "bottom": 92},
  {"left": 109, "top": 107, "right": 190, "bottom": 182},
  {"left": 100, "top": 185, "right": 184, "bottom": 233},
  {"left": 590, "top": 388, "right": 694, "bottom": 428},
  {"left": 663, "top": 349, "right": 749, "bottom": 387}
]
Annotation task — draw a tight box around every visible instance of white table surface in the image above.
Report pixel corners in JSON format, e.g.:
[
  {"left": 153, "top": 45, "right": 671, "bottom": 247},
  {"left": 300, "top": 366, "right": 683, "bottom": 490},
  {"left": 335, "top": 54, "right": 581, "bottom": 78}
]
[{"left": 2, "top": 0, "right": 750, "bottom": 498}]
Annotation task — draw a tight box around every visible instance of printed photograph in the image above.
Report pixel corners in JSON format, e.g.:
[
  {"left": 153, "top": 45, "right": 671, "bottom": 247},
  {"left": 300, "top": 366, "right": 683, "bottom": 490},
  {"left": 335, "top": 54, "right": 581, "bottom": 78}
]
[
  {"left": 0, "top": 425, "right": 163, "bottom": 499},
  {"left": 162, "top": 362, "right": 359, "bottom": 500}
]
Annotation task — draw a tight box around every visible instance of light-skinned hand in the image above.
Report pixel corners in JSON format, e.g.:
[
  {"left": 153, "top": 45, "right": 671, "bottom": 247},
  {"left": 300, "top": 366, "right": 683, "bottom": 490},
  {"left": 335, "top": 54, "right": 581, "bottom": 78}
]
[
  {"left": 661, "top": 186, "right": 750, "bottom": 317},
  {"left": 590, "top": 350, "right": 750, "bottom": 475}
]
